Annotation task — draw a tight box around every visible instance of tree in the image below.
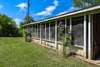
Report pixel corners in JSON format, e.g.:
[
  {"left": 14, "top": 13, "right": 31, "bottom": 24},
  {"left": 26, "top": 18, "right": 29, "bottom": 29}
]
[
  {"left": 23, "top": 15, "right": 36, "bottom": 42},
  {"left": 24, "top": 15, "right": 35, "bottom": 24},
  {"left": 0, "top": 14, "right": 21, "bottom": 37},
  {"left": 19, "top": 22, "right": 25, "bottom": 36},
  {"left": 73, "top": 0, "right": 100, "bottom": 8}
]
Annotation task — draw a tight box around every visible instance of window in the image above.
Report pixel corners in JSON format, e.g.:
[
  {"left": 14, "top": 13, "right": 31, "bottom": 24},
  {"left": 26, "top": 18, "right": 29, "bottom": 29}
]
[
  {"left": 37, "top": 24, "right": 40, "bottom": 38},
  {"left": 46, "top": 23, "right": 49, "bottom": 41},
  {"left": 57, "top": 20, "right": 65, "bottom": 41},
  {"left": 72, "top": 16, "right": 84, "bottom": 47},
  {"left": 50, "top": 22, "right": 55, "bottom": 42},
  {"left": 41, "top": 24, "right": 45, "bottom": 40}
]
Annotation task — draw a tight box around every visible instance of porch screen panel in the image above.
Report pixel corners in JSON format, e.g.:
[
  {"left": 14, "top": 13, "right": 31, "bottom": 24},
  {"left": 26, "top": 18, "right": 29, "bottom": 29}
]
[
  {"left": 37, "top": 24, "right": 40, "bottom": 38},
  {"left": 66, "top": 19, "right": 70, "bottom": 34},
  {"left": 72, "top": 16, "right": 84, "bottom": 47},
  {"left": 50, "top": 22, "right": 55, "bottom": 42},
  {"left": 46, "top": 23, "right": 49, "bottom": 40},
  {"left": 25, "top": 26, "right": 27, "bottom": 33},
  {"left": 57, "top": 20, "right": 65, "bottom": 41},
  {"left": 34, "top": 24, "right": 37, "bottom": 37},
  {"left": 41, "top": 24, "right": 45, "bottom": 40},
  {"left": 27, "top": 26, "right": 32, "bottom": 33},
  {"left": 30, "top": 25, "right": 33, "bottom": 37},
  {"left": 26, "top": 26, "right": 30, "bottom": 33},
  {"left": 35, "top": 24, "right": 38, "bottom": 38},
  {"left": 36, "top": 24, "right": 39, "bottom": 38},
  {"left": 32, "top": 25, "right": 35, "bottom": 37},
  {"left": 31, "top": 25, "right": 34, "bottom": 37}
]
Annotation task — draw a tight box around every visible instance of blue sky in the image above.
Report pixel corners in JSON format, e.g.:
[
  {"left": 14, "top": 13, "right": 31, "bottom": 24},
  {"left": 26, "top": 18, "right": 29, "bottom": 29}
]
[{"left": 0, "top": 0, "right": 76, "bottom": 26}]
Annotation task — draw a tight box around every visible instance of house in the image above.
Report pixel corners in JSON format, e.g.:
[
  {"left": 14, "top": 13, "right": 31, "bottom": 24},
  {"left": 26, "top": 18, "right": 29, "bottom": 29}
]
[{"left": 24, "top": 5, "right": 100, "bottom": 61}]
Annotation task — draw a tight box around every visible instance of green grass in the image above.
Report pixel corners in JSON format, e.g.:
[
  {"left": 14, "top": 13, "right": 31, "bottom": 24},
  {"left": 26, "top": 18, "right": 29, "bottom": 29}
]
[{"left": 0, "top": 37, "right": 97, "bottom": 67}]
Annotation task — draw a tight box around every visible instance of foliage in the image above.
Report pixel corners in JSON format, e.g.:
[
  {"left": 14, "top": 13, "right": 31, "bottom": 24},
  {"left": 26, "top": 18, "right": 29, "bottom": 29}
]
[
  {"left": 73, "top": 0, "right": 100, "bottom": 8},
  {"left": 24, "top": 15, "right": 36, "bottom": 24},
  {"left": 0, "top": 14, "right": 22, "bottom": 37},
  {"left": 19, "top": 22, "right": 24, "bottom": 36},
  {"left": 58, "top": 22, "right": 76, "bottom": 57},
  {"left": 61, "top": 32, "right": 73, "bottom": 57},
  {"left": 57, "top": 21, "right": 73, "bottom": 57},
  {"left": 23, "top": 15, "right": 36, "bottom": 42}
]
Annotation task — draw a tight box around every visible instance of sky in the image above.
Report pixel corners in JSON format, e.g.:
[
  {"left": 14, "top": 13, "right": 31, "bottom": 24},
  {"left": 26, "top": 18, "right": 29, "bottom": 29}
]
[{"left": 0, "top": 0, "right": 77, "bottom": 26}]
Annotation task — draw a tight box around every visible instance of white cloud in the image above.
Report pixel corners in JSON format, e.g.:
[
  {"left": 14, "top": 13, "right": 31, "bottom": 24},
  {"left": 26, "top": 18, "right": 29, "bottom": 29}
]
[
  {"left": 36, "top": 0, "right": 59, "bottom": 16},
  {"left": 58, "top": 7, "right": 79, "bottom": 15},
  {"left": 37, "top": 6, "right": 56, "bottom": 16},
  {"left": 16, "top": 2, "right": 28, "bottom": 10},
  {"left": 53, "top": 0, "right": 58, "bottom": 6}
]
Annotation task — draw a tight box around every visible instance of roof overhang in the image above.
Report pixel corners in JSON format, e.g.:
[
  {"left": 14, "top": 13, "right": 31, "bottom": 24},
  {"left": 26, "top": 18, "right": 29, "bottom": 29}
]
[{"left": 24, "top": 5, "right": 100, "bottom": 26}]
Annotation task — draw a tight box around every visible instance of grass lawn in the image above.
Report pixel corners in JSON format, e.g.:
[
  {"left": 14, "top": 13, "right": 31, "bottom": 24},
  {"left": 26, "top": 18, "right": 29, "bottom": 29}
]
[{"left": 0, "top": 37, "right": 98, "bottom": 67}]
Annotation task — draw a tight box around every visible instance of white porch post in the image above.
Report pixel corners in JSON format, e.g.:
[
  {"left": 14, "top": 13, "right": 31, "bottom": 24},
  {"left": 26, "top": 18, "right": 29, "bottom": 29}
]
[
  {"left": 35, "top": 24, "right": 36, "bottom": 37},
  {"left": 37, "top": 24, "right": 38, "bottom": 38},
  {"left": 84, "top": 14, "right": 87, "bottom": 58},
  {"left": 55, "top": 20, "right": 58, "bottom": 49},
  {"left": 40, "top": 24, "right": 42, "bottom": 44},
  {"left": 70, "top": 18, "right": 72, "bottom": 34},
  {"left": 45, "top": 23, "right": 47, "bottom": 43},
  {"left": 69, "top": 17, "right": 72, "bottom": 47},
  {"left": 49, "top": 22, "right": 51, "bottom": 41},
  {"left": 88, "top": 14, "right": 93, "bottom": 60},
  {"left": 26, "top": 26, "right": 27, "bottom": 33},
  {"left": 65, "top": 18, "right": 67, "bottom": 36}
]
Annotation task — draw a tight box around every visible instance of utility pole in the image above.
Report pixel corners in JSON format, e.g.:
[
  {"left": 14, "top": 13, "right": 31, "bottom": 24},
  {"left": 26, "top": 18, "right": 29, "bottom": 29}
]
[{"left": 27, "top": 0, "right": 30, "bottom": 23}]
